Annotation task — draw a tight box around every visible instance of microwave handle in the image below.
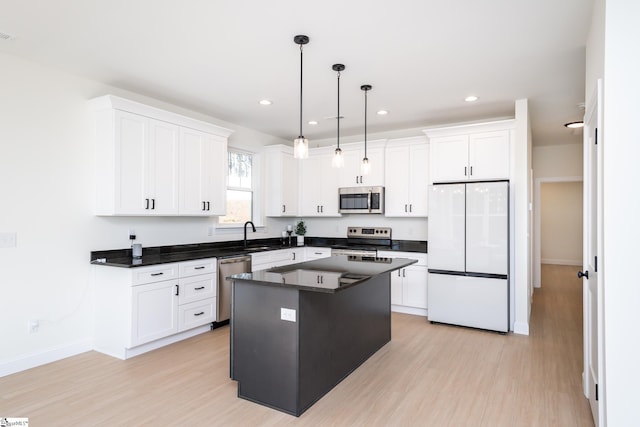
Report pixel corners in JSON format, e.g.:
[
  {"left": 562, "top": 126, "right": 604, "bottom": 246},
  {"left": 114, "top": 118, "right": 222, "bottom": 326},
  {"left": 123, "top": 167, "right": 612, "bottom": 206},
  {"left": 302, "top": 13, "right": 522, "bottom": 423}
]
[{"left": 367, "top": 190, "right": 372, "bottom": 212}]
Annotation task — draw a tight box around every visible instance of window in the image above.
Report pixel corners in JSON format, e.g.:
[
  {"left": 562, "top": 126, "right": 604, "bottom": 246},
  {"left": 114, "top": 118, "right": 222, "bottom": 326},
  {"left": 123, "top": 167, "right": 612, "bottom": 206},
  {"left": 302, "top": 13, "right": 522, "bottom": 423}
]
[{"left": 219, "top": 150, "right": 253, "bottom": 225}]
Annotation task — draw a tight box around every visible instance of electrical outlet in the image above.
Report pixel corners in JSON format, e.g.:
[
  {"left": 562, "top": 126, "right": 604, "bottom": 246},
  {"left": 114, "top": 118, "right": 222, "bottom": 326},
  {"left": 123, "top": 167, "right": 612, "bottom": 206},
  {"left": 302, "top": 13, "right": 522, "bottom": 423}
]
[
  {"left": 29, "top": 320, "right": 39, "bottom": 334},
  {"left": 280, "top": 308, "right": 296, "bottom": 322},
  {"left": 208, "top": 226, "right": 214, "bottom": 237},
  {"left": 128, "top": 229, "right": 136, "bottom": 240}
]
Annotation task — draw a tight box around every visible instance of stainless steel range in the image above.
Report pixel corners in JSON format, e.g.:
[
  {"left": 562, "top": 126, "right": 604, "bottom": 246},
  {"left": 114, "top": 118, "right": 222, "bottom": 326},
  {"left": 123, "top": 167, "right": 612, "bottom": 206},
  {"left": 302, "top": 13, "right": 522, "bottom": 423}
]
[{"left": 331, "top": 226, "right": 392, "bottom": 256}]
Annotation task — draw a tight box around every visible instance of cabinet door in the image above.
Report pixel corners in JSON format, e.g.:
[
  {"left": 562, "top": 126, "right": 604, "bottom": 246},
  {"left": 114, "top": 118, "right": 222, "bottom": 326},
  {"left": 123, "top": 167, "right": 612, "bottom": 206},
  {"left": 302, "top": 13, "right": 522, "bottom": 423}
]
[
  {"left": 390, "top": 270, "right": 403, "bottom": 305},
  {"left": 430, "top": 135, "right": 469, "bottom": 183},
  {"left": 265, "top": 147, "right": 299, "bottom": 217},
  {"left": 318, "top": 153, "right": 341, "bottom": 216},
  {"left": 299, "top": 154, "right": 323, "bottom": 216},
  {"left": 384, "top": 145, "right": 410, "bottom": 216},
  {"left": 408, "top": 144, "right": 429, "bottom": 215},
  {"left": 180, "top": 128, "right": 226, "bottom": 216},
  {"left": 468, "top": 130, "right": 510, "bottom": 180},
  {"left": 147, "top": 119, "right": 180, "bottom": 215},
  {"left": 363, "top": 146, "right": 385, "bottom": 186},
  {"left": 114, "top": 111, "right": 148, "bottom": 214},
  {"left": 403, "top": 266, "right": 428, "bottom": 309},
  {"left": 130, "top": 280, "right": 179, "bottom": 347},
  {"left": 339, "top": 146, "right": 384, "bottom": 187}
]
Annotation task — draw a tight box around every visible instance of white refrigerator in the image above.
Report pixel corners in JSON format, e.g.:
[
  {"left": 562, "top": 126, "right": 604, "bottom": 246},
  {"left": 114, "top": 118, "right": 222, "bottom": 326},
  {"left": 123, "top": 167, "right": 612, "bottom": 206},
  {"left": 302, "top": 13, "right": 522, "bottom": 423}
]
[{"left": 427, "top": 181, "right": 509, "bottom": 332}]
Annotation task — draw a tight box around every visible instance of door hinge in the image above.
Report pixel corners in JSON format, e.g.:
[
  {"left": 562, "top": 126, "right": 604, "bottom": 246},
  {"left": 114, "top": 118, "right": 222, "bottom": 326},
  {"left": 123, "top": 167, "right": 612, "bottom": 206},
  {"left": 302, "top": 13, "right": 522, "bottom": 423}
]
[
  {"left": 596, "top": 383, "right": 599, "bottom": 401},
  {"left": 595, "top": 256, "right": 598, "bottom": 273},
  {"left": 595, "top": 128, "right": 598, "bottom": 145}
]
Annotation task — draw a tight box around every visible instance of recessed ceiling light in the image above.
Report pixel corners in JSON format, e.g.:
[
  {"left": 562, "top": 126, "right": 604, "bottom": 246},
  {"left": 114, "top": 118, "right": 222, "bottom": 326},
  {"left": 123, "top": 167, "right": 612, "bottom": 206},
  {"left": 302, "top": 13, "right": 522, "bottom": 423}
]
[
  {"left": 465, "top": 95, "right": 478, "bottom": 102},
  {"left": 377, "top": 110, "right": 389, "bottom": 115},
  {"left": 259, "top": 99, "right": 272, "bottom": 106},
  {"left": 564, "top": 121, "right": 584, "bottom": 129},
  {"left": 308, "top": 120, "right": 318, "bottom": 125}
]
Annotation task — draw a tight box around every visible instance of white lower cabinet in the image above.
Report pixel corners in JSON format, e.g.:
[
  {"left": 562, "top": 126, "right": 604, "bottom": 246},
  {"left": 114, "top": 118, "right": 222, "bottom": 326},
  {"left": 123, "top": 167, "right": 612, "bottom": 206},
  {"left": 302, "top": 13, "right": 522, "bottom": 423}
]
[
  {"left": 94, "top": 258, "right": 217, "bottom": 360},
  {"left": 378, "top": 251, "right": 428, "bottom": 316},
  {"left": 131, "top": 279, "right": 179, "bottom": 347}
]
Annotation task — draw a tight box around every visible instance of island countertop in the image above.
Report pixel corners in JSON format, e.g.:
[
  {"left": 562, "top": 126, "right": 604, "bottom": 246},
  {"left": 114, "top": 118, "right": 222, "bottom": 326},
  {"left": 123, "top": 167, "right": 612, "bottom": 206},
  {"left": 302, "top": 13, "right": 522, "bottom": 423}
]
[{"left": 230, "top": 255, "right": 417, "bottom": 293}]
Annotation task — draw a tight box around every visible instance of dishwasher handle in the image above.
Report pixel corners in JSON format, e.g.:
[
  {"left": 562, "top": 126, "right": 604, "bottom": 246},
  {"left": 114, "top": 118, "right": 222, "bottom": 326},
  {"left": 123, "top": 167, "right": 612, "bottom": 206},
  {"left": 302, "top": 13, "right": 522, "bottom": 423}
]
[{"left": 219, "top": 256, "right": 252, "bottom": 265}]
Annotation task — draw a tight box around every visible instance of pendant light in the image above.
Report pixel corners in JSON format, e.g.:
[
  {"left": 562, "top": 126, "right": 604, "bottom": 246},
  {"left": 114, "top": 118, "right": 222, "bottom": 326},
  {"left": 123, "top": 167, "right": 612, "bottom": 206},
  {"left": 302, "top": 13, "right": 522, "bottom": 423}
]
[
  {"left": 332, "top": 64, "right": 345, "bottom": 168},
  {"left": 360, "top": 84, "right": 372, "bottom": 175},
  {"left": 293, "top": 35, "right": 309, "bottom": 159}
]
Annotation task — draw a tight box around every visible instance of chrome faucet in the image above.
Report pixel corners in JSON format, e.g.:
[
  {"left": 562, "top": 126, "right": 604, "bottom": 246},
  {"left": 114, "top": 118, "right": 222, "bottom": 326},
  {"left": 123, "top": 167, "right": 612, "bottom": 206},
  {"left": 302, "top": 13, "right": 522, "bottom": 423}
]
[{"left": 244, "top": 221, "right": 256, "bottom": 248}]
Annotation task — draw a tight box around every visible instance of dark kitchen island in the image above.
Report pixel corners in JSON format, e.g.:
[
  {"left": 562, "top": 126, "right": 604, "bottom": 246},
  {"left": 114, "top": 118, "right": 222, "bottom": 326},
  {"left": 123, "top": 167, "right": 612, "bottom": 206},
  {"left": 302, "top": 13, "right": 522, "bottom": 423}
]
[{"left": 229, "top": 255, "right": 417, "bottom": 417}]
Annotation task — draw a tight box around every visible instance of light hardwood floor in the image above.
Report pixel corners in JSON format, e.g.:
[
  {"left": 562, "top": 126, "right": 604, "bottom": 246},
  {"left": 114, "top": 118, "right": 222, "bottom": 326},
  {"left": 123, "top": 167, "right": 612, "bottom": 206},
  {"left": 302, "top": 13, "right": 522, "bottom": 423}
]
[{"left": 1, "top": 264, "right": 593, "bottom": 426}]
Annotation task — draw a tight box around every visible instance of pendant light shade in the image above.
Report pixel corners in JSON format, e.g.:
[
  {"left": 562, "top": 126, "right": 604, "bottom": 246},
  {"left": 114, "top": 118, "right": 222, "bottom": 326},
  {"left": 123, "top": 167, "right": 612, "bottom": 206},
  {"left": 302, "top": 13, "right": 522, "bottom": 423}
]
[
  {"left": 361, "top": 84, "right": 372, "bottom": 175},
  {"left": 293, "top": 35, "right": 309, "bottom": 159},
  {"left": 332, "top": 64, "right": 345, "bottom": 168}
]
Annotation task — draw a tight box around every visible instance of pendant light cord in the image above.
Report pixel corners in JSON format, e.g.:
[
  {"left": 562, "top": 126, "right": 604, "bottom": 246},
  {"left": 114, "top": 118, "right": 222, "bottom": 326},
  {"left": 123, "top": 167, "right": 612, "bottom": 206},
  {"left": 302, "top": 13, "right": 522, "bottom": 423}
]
[
  {"left": 337, "top": 70, "right": 341, "bottom": 149},
  {"left": 299, "top": 44, "right": 303, "bottom": 138},
  {"left": 364, "top": 87, "right": 368, "bottom": 158}
]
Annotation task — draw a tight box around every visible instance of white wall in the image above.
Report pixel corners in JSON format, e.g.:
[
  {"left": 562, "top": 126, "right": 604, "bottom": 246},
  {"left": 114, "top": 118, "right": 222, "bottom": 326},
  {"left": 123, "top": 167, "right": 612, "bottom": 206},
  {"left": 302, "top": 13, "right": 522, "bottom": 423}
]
[
  {"left": 533, "top": 144, "right": 583, "bottom": 179},
  {"left": 0, "top": 52, "right": 289, "bottom": 375},
  {"left": 599, "top": 0, "right": 640, "bottom": 424},
  {"left": 540, "top": 182, "right": 583, "bottom": 265}
]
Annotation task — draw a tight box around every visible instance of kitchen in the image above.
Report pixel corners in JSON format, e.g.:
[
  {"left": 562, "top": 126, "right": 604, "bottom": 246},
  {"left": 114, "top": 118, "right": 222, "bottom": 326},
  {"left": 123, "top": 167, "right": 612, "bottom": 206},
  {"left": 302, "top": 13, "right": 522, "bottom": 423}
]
[{"left": 1, "top": 0, "right": 638, "bottom": 425}]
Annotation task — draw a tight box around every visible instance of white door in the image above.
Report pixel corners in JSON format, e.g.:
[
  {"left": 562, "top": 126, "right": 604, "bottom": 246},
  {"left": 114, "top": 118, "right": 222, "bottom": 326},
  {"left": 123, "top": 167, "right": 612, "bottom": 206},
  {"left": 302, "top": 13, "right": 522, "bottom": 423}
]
[
  {"left": 582, "top": 80, "right": 603, "bottom": 426},
  {"left": 427, "top": 184, "right": 465, "bottom": 272},
  {"left": 466, "top": 181, "right": 508, "bottom": 275},
  {"left": 384, "top": 145, "right": 410, "bottom": 216}
]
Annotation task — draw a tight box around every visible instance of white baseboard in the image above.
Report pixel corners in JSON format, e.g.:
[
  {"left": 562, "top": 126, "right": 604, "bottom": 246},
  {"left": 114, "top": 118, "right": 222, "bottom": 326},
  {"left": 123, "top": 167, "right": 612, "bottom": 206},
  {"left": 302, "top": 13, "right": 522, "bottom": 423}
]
[
  {"left": 0, "top": 339, "right": 92, "bottom": 378},
  {"left": 513, "top": 321, "right": 530, "bottom": 335},
  {"left": 391, "top": 305, "right": 427, "bottom": 317},
  {"left": 541, "top": 258, "right": 582, "bottom": 266}
]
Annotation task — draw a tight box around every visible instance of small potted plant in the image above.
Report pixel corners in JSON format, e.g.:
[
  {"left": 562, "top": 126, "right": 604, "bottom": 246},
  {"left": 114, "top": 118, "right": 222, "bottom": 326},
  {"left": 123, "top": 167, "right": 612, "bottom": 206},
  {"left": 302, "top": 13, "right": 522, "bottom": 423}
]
[{"left": 295, "top": 220, "right": 307, "bottom": 246}]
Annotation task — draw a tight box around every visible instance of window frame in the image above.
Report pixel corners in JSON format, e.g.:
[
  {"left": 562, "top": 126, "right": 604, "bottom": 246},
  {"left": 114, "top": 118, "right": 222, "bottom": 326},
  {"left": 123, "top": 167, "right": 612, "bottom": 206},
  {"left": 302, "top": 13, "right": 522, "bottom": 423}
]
[{"left": 217, "top": 148, "right": 263, "bottom": 229}]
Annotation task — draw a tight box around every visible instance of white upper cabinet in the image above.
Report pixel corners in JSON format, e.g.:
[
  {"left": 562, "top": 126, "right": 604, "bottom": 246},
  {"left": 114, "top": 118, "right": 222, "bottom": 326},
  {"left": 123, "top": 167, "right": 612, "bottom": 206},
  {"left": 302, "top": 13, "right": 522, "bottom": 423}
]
[
  {"left": 264, "top": 145, "right": 299, "bottom": 217},
  {"left": 338, "top": 141, "right": 385, "bottom": 187},
  {"left": 425, "top": 121, "right": 513, "bottom": 183},
  {"left": 90, "top": 95, "right": 233, "bottom": 216},
  {"left": 100, "top": 110, "right": 179, "bottom": 215},
  {"left": 180, "top": 128, "right": 227, "bottom": 216},
  {"left": 384, "top": 137, "right": 429, "bottom": 217},
  {"left": 299, "top": 147, "right": 341, "bottom": 217}
]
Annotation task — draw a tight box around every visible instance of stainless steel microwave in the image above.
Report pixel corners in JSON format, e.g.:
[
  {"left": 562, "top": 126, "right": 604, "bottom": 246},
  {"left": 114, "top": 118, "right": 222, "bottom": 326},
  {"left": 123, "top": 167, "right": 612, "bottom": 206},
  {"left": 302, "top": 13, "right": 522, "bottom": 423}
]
[{"left": 338, "top": 186, "right": 385, "bottom": 214}]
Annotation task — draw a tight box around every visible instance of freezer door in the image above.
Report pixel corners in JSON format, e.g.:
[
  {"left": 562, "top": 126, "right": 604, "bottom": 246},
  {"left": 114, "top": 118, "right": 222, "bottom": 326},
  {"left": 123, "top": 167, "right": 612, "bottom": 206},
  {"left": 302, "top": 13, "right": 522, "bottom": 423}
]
[
  {"left": 427, "top": 273, "right": 508, "bottom": 332},
  {"left": 465, "top": 181, "right": 508, "bottom": 275},
  {"left": 427, "top": 184, "right": 465, "bottom": 272}
]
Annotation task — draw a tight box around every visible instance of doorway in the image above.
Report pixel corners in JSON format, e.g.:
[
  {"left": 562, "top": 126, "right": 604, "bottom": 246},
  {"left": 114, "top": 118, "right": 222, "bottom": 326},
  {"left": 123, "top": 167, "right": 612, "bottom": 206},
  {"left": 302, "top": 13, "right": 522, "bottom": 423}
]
[{"left": 533, "top": 176, "right": 583, "bottom": 288}]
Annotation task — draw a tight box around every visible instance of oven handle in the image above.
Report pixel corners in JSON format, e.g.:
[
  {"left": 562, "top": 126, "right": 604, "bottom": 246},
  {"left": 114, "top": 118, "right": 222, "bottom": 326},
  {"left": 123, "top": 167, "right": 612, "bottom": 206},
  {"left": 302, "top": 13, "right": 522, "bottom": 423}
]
[{"left": 367, "top": 190, "right": 372, "bottom": 212}]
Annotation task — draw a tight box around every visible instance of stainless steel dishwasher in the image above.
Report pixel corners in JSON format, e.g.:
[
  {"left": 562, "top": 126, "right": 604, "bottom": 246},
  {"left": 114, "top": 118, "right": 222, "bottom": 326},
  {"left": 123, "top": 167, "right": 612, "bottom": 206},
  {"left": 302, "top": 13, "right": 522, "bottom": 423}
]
[{"left": 217, "top": 256, "right": 252, "bottom": 322}]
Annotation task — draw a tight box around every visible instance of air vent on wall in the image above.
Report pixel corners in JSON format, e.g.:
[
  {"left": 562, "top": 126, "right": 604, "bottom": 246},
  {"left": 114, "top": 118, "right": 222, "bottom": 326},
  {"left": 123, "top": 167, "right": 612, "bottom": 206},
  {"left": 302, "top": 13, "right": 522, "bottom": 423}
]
[{"left": 0, "top": 31, "right": 16, "bottom": 41}]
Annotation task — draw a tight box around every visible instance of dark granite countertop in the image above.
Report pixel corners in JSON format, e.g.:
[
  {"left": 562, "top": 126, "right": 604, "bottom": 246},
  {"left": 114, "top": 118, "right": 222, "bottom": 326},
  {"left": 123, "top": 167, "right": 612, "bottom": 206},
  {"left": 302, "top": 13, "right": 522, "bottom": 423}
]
[
  {"left": 231, "top": 255, "right": 417, "bottom": 293},
  {"left": 90, "top": 237, "right": 427, "bottom": 268}
]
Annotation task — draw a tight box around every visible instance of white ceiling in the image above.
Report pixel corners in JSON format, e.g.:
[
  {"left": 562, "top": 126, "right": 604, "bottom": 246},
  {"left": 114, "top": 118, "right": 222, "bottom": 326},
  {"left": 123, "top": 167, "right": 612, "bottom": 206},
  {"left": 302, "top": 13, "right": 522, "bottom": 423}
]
[{"left": 0, "top": 0, "right": 593, "bottom": 146}]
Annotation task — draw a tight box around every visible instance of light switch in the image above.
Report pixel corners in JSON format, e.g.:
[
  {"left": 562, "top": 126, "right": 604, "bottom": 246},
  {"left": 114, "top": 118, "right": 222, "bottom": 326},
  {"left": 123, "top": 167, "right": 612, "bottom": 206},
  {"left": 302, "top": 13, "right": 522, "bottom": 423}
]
[{"left": 280, "top": 308, "right": 296, "bottom": 322}]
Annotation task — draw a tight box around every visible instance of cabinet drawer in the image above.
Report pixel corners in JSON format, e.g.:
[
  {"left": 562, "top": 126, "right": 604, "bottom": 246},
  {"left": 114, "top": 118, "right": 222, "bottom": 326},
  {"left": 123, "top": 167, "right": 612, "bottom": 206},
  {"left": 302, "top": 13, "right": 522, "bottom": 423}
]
[
  {"left": 178, "top": 297, "right": 216, "bottom": 331},
  {"left": 179, "top": 258, "right": 217, "bottom": 277},
  {"left": 132, "top": 264, "right": 180, "bottom": 285},
  {"left": 179, "top": 273, "right": 216, "bottom": 304}
]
